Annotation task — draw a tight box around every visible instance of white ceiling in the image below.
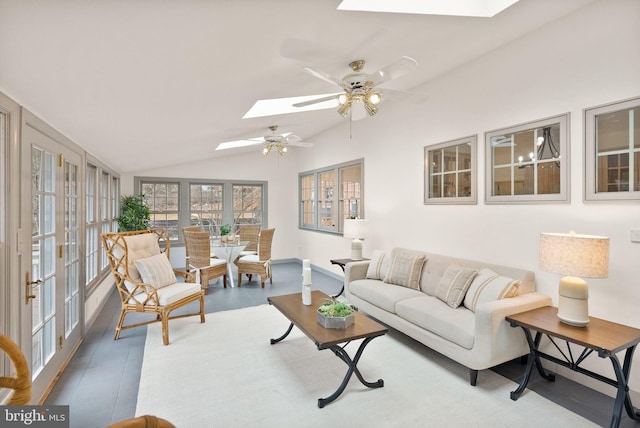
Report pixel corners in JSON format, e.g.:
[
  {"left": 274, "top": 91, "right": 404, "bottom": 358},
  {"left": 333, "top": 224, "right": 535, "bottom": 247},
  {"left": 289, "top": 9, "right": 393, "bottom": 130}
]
[{"left": 0, "top": 0, "right": 595, "bottom": 172}]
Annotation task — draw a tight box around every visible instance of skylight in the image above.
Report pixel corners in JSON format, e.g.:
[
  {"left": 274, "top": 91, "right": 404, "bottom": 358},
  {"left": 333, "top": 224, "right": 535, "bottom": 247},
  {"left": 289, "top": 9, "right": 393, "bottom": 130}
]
[
  {"left": 242, "top": 93, "right": 339, "bottom": 119},
  {"left": 337, "top": 0, "right": 520, "bottom": 18}
]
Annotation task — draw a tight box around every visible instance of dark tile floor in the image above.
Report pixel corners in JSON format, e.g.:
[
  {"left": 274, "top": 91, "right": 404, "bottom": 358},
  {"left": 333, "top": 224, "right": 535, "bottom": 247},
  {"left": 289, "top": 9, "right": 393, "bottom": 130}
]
[{"left": 44, "top": 262, "right": 637, "bottom": 427}]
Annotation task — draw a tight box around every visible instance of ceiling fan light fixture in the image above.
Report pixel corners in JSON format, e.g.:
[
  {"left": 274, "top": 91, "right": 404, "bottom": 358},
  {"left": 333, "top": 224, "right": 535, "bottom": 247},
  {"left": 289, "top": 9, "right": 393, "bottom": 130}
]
[
  {"left": 338, "top": 93, "right": 349, "bottom": 105},
  {"left": 367, "top": 91, "right": 382, "bottom": 105},
  {"left": 337, "top": 99, "right": 352, "bottom": 117}
]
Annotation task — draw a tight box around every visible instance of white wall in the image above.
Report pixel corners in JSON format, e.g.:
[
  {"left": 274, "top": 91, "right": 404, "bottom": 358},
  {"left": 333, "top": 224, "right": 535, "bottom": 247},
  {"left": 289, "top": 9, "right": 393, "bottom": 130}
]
[{"left": 122, "top": 0, "right": 640, "bottom": 396}]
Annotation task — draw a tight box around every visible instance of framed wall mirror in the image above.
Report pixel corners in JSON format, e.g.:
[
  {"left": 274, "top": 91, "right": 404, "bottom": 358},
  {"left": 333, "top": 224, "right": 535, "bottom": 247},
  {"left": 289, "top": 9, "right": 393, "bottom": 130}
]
[
  {"left": 424, "top": 135, "right": 477, "bottom": 205},
  {"left": 485, "top": 114, "right": 570, "bottom": 204}
]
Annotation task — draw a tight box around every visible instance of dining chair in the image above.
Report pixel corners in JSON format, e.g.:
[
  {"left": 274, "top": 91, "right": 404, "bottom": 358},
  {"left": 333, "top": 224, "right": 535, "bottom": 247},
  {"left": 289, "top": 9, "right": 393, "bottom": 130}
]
[
  {"left": 183, "top": 229, "right": 227, "bottom": 293},
  {"left": 0, "top": 334, "right": 31, "bottom": 405},
  {"left": 102, "top": 228, "right": 205, "bottom": 345},
  {"left": 237, "top": 224, "right": 260, "bottom": 257},
  {"left": 237, "top": 228, "right": 275, "bottom": 288}
]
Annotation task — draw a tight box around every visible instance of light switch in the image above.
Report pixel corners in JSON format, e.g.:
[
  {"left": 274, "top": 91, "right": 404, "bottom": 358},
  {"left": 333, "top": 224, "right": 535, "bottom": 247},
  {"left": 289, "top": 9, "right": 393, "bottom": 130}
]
[{"left": 631, "top": 230, "right": 640, "bottom": 243}]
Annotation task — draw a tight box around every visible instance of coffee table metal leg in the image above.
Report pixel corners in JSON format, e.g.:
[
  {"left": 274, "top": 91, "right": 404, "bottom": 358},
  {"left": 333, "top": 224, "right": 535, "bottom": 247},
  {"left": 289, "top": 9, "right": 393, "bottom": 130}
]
[
  {"left": 318, "top": 336, "right": 384, "bottom": 408},
  {"left": 270, "top": 322, "right": 294, "bottom": 345}
]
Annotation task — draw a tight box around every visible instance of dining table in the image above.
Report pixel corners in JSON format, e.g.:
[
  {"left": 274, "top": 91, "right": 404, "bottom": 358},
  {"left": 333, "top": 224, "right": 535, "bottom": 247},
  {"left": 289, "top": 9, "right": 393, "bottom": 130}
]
[{"left": 210, "top": 239, "right": 248, "bottom": 288}]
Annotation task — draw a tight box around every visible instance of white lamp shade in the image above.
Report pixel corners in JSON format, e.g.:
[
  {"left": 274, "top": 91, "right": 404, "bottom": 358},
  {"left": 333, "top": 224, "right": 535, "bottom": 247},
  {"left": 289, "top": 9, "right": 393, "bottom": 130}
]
[
  {"left": 539, "top": 232, "right": 609, "bottom": 278},
  {"left": 539, "top": 231, "right": 609, "bottom": 327},
  {"left": 343, "top": 219, "right": 369, "bottom": 240}
]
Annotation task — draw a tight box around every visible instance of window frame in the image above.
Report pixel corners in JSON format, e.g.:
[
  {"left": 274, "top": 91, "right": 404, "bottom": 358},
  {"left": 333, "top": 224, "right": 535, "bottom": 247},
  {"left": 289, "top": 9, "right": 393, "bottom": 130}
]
[
  {"left": 85, "top": 157, "right": 119, "bottom": 294},
  {"left": 135, "top": 177, "right": 267, "bottom": 245},
  {"left": 298, "top": 159, "right": 364, "bottom": 235},
  {"left": 424, "top": 135, "right": 477, "bottom": 205},
  {"left": 584, "top": 96, "right": 640, "bottom": 201},
  {"left": 485, "top": 113, "right": 570, "bottom": 204}
]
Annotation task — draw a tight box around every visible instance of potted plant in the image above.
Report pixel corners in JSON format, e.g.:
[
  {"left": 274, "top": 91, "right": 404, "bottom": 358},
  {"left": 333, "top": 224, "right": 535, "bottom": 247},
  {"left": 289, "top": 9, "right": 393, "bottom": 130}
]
[
  {"left": 117, "top": 194, "right": 151, "bottom": 232},
  {"left": 317, "top": 297, "right": 356, "bottom": 329},
  {"left": 220, "top": 224, "right": 233, "bottom": 242}
]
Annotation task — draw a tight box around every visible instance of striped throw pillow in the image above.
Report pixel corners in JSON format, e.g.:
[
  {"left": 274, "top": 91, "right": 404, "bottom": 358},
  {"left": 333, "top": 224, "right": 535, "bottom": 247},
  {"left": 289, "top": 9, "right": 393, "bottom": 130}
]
[
  {"left": 463, "top": 267, "right": 520, "bottom": 312},
  {"left": 134, "top": 253, "right": 177, "bottom": 289}
]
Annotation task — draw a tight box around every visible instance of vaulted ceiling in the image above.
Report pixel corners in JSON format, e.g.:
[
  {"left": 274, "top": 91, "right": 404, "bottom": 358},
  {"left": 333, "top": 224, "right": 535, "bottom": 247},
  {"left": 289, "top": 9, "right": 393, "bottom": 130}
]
[{"left": 0, "top": 0, "right": 595, "bottom": 172}]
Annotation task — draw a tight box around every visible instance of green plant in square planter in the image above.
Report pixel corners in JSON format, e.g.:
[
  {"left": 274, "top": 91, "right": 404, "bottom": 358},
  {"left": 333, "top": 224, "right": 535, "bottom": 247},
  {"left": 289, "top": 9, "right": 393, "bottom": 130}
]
[{"left": 317, "top": 297, "right": 355, "bottom": 329}]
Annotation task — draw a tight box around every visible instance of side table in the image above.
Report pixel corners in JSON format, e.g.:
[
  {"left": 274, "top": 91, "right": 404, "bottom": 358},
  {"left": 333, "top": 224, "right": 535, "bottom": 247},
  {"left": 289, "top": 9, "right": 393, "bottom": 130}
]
[
  {"left": 329, "top": 258, "right": 369, "bottom": 297},
  {"left": 506, "top": 305, "right": 640, "bottom": 428}
]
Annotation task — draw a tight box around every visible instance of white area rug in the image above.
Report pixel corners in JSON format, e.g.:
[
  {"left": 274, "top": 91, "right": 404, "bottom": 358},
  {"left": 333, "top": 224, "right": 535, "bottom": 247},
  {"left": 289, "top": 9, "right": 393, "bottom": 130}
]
[{"left": 136, "top": 304, "right": 597, "bottom": 427}]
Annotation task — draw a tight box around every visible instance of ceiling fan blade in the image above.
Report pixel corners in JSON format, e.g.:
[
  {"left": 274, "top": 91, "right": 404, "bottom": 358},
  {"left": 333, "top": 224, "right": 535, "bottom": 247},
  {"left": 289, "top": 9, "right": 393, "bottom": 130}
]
[
  {"left": 303, "top": 67, "right": 343, "bottom": 87},
  {"left": 215, "top": 138, "right": 263, "bottom": 151},
  {"left": 288, "top": 141, "right": 313, "bottom": 148},
  {"left": 285, "top": 134, "right": 301, "bottom": 143},
  {"left": 293, "top": 94, "right": 339, "bottom": 108},
  {"left": 370, "top": 56, "right": 418, "bottom": 86}
]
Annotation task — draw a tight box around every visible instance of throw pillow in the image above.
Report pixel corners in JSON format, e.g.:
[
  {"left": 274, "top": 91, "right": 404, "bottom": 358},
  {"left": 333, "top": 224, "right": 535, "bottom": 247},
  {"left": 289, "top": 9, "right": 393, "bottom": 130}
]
[
  {"left": 383, "top": 252, "right": 426, "bottom": 290},
  {"left": 366, "top": 250, "right": 390, "bottom": 280},
  {"left": 435, "top": 264, "right": 478, "bottom": 308},
  {"left": 463, "top": 267, "right": 520, "bottom": 312},
  {"left": 134, "top": 253, "right": 176, "bottom": 289}
]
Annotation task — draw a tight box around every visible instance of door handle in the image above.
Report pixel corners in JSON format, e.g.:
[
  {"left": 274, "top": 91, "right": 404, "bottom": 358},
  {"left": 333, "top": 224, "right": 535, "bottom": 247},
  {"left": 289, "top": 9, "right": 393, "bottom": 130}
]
[{"left": 25, "top": 272, "right": 41, "bottom": 304}]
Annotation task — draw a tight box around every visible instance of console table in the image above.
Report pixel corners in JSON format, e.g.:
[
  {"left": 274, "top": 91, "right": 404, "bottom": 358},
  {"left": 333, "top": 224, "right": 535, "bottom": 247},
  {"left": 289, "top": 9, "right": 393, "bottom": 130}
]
[
  {"left": 506, "top": 306, "right": 640, "bottom": 428},
  {"left": 330, "top": 258, "right": 369, "bottom": 297}
]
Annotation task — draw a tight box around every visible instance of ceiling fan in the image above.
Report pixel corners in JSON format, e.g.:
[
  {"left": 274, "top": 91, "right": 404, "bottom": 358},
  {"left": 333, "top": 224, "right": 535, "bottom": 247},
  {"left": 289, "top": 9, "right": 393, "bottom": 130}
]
[
  {"left": 292, "top": 57, "right": 419, "bottom": 121},
  {"left": 215, "top": 126, "right": 312, "bottom": 156}
]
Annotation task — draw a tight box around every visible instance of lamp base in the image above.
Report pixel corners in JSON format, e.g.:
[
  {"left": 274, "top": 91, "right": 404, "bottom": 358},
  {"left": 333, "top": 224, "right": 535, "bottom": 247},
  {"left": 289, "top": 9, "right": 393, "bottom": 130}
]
[
  {"left": 557, "top": 276, "right": 589, "bottom": 327},
  {"left": 350, "top": 239, "right": 363, "bottom": 260}
]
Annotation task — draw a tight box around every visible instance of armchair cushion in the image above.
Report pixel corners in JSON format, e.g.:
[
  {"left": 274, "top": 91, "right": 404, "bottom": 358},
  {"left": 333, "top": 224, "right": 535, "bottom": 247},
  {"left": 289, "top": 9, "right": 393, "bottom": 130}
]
[
  {"left": 131, "top": 282, "right": 202, "bottom": 306},
  {"left": 134, "top": 253, "right": 176, "bottom": 289}
]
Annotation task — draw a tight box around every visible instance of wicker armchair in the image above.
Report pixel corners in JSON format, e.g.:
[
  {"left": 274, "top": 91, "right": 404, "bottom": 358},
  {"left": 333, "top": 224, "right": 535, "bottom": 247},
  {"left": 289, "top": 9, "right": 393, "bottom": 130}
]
[
  {"left": 0, "top": 334, "right": 31, "bottom": 405},
  {"left": 237, "top": 228, "right": 275, "bottom": 288},
  {"left": 102, "top": 228, "right": 204, "bottom": 346},
  {"left": 183, "top": 229, "right": 227, "bottom": 294}
]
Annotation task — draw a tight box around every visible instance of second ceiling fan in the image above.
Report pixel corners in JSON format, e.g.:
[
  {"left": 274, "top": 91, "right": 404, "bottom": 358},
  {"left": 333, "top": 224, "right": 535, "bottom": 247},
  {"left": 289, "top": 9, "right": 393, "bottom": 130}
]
[{"left": 216, "top": 126, "right": 312, "bottom": 156}]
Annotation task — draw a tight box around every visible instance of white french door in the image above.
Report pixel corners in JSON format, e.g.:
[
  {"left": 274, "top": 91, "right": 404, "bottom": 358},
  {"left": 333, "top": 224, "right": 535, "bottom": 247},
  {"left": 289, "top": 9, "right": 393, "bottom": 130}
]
[{"left": 21, "top": 115, "right": 83, "bottom": 403}]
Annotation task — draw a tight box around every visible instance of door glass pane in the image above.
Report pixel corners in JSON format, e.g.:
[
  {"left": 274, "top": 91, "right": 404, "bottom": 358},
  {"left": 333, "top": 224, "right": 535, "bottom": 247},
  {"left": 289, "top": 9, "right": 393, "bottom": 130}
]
[{"left": 65, "top": 161, "right": 80, "bottom": 334}]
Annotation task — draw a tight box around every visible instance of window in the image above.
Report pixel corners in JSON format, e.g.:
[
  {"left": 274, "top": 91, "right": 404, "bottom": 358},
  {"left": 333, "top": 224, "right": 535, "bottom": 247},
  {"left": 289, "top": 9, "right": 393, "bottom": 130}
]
[
  {"left": 142, "top": 182, "right": 181, "bottom": 240},
  {"left": 485, "top": 114, "right": 569, "bottom": 203},
  {"left": 85, "top": 159, "right": 119, "bottom": 292},
  {"left": 425, "top": 136, "right": 477, "bottom": 204},
  {"left": 299, "top": 159, "right": 364, "bottom": 234},
  {"left": 136, "top": 177, "right": 267, "bottom": 243},
  {"left": 585, "top": 97, "right": 640, "bottom": 201},
  {"left": 233, "top": 184, "right": 263, "bottom": 226}
]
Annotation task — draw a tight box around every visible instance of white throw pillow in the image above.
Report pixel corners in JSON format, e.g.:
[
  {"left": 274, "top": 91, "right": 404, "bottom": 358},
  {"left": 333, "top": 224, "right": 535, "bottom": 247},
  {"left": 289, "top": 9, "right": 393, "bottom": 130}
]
[
  {"left": 435, "top": 264, "right": 477, "bottom": 308},
  {"left": 134, "top": 253, "right": 176, "bottom": 289},
  {"left": 463, "top": 267, "right": 520, "bottom": 312},
  {"left": 366, "top": 250, "right": 391, "bottom": 280}
]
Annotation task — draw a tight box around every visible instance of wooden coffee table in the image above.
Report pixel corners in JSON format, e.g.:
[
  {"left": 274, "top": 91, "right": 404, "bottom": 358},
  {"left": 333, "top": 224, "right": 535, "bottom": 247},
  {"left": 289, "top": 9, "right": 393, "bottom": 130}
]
[{"left": 267, "top": 290, "right": 388, "bottom": 408}]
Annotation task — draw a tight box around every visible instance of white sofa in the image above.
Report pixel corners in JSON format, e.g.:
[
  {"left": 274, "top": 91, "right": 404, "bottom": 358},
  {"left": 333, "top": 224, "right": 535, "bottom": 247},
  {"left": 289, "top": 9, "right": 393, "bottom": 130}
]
[{"left": 344, "top": 248, "right": 551, "bottom": 385}]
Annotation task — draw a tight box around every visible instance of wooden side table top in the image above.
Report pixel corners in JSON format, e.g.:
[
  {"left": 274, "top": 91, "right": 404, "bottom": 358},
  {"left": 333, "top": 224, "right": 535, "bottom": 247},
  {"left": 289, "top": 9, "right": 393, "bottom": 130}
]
[
  {"left": 268, "top": 290, "right": 387, "bottom": 350},
  {"left": 506, "top": 306, "right": 640, "bottom": 356}
]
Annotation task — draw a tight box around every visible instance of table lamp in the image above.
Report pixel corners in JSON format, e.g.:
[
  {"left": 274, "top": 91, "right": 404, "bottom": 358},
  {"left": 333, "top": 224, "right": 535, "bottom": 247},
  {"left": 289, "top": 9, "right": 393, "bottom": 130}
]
[
  {"left": 539, "top": 231, "right": 609, "bottom": 327},
  {"left": 343, "top": 219, "right": 369, "bottom": 260}
]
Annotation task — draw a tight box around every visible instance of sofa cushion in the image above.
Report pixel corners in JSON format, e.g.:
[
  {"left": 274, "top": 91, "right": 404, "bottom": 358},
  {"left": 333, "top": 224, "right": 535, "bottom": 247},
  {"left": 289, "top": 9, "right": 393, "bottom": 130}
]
[
  {"left": 384, "top": 251, "right": 426, "bottom": 290},
  {"left": 366, "top": 250, "right": 391, "bottom": 280},
  {"left": 396, "top": 296, "right": 475, "bottom": 349},
  {"left": 463, "top": 268, "right": 520, "bottom": 312},
  {"left": 349, "top": 279, "right": 424, "bottom": 313},
  {"left": 435, "top": 264, "right": 477, "bottom": 308},
  {"left": 134, "top": 253, "right": 176, "bottom": 289}
]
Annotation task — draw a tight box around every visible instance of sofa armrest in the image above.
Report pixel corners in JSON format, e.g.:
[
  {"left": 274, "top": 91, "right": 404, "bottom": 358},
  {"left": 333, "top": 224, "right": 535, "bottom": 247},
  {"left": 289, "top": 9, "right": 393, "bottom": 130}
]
[
  {"left": 344, "top": 260, "right": 370, "bottom": 283},
  {"left": 472, "top": 292, "right": 552, "bottom": 366}
]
